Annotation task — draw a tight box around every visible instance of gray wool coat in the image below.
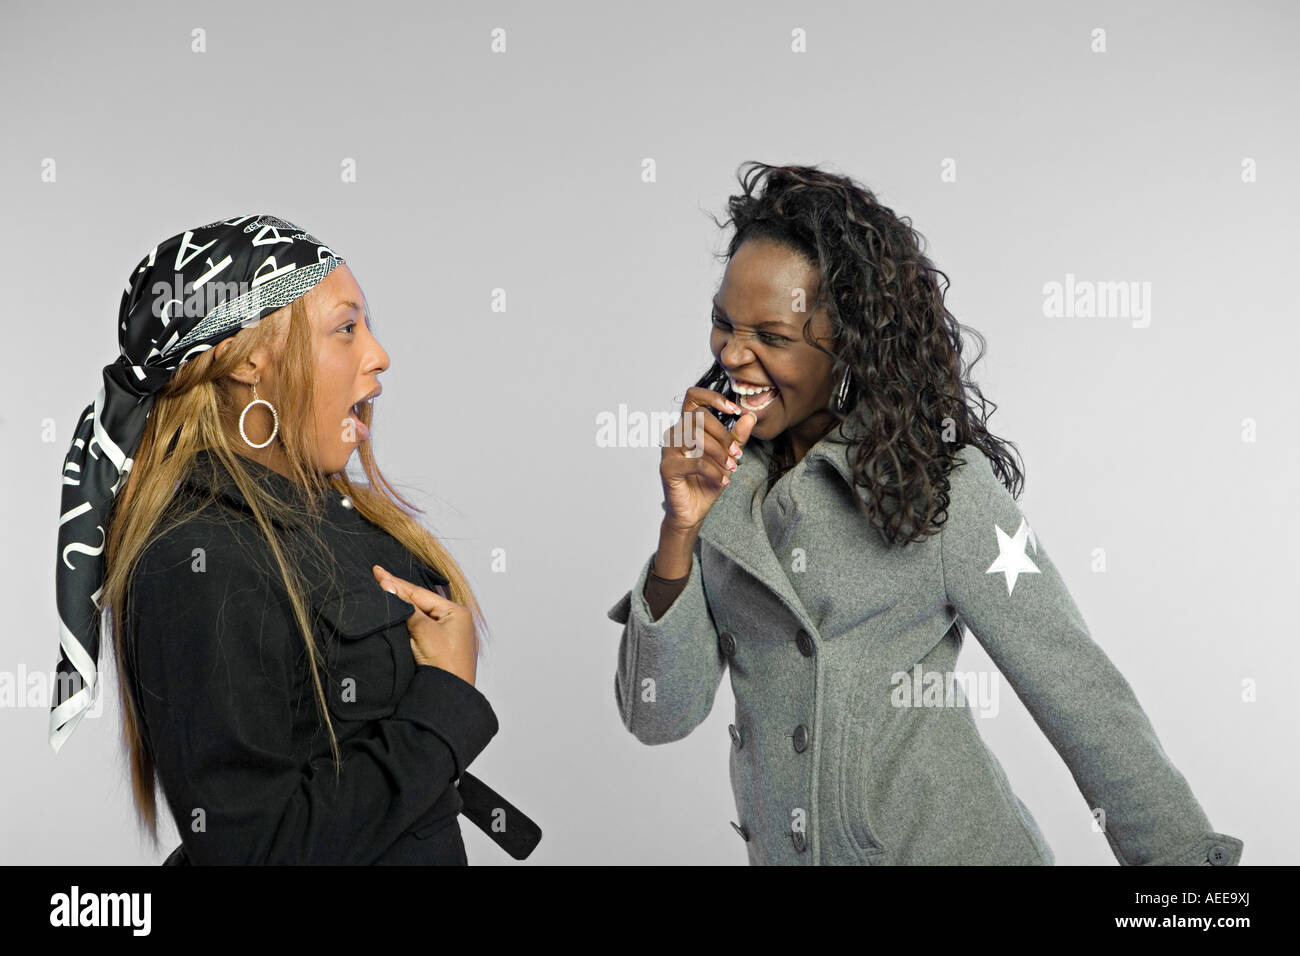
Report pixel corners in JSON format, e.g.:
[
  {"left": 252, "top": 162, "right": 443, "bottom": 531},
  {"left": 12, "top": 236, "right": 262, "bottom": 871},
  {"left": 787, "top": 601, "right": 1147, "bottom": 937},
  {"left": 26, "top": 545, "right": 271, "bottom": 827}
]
[{"left": 608, "top": 424, "right": 1244, "bottom": 865}]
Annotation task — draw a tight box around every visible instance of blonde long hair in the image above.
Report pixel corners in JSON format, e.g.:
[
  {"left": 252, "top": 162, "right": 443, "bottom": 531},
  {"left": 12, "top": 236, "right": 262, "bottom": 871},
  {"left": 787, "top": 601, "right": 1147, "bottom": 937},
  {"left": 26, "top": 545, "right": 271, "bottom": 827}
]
[{"left": 101, "top": 290, "right": 487, "bottom": 847}]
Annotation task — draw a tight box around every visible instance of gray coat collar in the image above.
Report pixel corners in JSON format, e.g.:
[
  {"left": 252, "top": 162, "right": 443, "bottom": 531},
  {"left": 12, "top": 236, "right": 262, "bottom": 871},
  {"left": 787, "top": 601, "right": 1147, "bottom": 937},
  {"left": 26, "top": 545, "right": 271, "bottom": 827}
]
[{"left": 697, "top": 421, "right": 863, "bottom": 627}]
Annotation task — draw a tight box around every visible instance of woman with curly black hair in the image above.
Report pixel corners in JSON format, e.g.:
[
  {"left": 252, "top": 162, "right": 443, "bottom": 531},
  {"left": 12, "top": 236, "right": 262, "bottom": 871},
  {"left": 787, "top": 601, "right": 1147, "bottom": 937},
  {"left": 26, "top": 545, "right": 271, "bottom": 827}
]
[{"left": 607, "top": 162, "right": 1244, "bottom": 866}]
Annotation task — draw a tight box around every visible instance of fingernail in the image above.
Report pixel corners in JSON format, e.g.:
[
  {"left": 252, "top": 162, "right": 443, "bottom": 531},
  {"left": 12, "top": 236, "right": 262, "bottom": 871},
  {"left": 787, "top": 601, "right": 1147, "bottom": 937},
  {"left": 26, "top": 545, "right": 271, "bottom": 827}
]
[
  {"left": 729, "top": 441, "right": 741, "bottom": 457},
  {"left": 382, "top": 583, "right": 397, "bottom": 594}
]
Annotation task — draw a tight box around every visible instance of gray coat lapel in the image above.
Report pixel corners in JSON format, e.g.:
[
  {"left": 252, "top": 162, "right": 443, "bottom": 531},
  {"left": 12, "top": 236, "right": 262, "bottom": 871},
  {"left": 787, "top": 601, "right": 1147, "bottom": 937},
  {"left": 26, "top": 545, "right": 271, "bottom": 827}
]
[
  {"left": 696, "top": 421, "right": 862, "bottom": 630},
  {"left": 697, "top": 444, "right": 808, "bottom": 623}
]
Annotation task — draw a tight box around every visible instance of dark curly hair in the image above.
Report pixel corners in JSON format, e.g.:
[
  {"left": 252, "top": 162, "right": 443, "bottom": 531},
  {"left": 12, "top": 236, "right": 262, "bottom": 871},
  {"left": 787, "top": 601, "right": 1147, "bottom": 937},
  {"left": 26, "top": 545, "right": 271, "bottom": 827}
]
[{"left": 698, "top": 161, "right": 1026, "bottom": 548}]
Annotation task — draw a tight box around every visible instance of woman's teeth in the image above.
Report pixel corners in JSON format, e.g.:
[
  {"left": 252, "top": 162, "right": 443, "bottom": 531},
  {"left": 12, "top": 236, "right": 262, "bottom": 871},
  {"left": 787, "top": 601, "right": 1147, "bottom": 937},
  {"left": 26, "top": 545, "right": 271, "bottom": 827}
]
[{"left": 732, "top": 383, "right": 778, "bottom": 412}]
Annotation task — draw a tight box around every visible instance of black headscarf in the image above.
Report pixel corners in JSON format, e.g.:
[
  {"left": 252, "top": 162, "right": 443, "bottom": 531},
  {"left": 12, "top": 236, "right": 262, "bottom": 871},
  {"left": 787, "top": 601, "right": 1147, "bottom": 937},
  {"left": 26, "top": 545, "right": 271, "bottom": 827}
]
[{"left": 51, "top": 214, "right": 345, "bottom": 751}]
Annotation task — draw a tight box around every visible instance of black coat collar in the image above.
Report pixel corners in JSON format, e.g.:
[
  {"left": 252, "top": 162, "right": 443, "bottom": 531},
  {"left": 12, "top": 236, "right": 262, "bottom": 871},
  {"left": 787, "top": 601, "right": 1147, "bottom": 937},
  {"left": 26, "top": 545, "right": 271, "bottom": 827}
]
[{"left": 182, "top": 450, "right": 450, "bottom": 636}]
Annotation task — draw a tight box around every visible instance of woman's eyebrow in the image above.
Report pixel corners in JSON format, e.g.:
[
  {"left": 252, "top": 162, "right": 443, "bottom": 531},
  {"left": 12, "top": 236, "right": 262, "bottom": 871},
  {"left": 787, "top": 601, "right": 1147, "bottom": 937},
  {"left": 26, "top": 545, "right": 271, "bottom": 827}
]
[
  {"left": 333, "top": 299, "right": 373, "bottom": 328},
  {"left": 712, "top": 298, "right": 791, "bottom": 331}
]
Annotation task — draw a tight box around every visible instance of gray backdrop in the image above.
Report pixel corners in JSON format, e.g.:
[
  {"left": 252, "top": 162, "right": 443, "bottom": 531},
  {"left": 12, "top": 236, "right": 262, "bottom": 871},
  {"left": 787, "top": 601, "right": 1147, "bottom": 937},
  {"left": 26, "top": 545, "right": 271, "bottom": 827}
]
[{"left": 2, "top": 0, "right": 1295, "bottom": 865}]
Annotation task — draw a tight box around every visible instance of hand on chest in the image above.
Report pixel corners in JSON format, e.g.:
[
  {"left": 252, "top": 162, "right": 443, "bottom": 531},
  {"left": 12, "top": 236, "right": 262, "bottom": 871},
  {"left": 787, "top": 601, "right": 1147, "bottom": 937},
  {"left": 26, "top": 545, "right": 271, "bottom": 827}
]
[{"left": 290, "top": 496, "right": 452, "bottom": 727}]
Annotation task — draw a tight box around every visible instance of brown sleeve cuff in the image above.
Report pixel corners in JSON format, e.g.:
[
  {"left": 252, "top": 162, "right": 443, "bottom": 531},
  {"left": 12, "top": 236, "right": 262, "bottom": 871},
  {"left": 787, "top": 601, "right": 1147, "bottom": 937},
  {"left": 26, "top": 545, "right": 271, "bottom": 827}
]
[{"left": 643, "top": 557, "right": 690, "bottom": 622}]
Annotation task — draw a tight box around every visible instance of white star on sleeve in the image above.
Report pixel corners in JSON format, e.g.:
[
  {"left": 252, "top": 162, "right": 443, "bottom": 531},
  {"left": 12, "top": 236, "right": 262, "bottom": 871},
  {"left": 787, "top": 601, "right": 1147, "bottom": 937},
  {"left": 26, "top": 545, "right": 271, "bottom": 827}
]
[{"left": 985, "top": 517, "right": 1041, "bottom": 595}]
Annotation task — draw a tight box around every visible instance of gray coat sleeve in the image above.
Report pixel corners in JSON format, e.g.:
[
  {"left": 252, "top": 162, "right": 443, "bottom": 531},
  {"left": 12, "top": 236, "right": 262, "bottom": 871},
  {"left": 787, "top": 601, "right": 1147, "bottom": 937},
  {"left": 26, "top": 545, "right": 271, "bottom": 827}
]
[
  {"left": 939, "top": 448, "right": 1244, "bottom": 865},
  {"left": 606, "top": 542, "right": 726, "bottom": 745}
]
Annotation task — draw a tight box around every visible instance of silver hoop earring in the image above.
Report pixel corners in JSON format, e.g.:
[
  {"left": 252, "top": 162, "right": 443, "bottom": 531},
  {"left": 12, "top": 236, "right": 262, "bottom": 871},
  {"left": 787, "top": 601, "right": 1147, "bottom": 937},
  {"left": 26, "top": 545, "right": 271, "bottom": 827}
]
[
  {"left": 835, "top": 367, "right": 853, "bottom": 412},
  {"left": 239, "top": 380, "right": 279, "bottom": 449}
]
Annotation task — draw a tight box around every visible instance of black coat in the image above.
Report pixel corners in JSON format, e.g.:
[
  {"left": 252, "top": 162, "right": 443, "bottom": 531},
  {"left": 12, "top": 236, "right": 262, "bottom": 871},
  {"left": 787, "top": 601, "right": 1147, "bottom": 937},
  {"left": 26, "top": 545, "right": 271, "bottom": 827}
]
[{"left": 127, "top": 449, "right": 538, "bottom": 864}]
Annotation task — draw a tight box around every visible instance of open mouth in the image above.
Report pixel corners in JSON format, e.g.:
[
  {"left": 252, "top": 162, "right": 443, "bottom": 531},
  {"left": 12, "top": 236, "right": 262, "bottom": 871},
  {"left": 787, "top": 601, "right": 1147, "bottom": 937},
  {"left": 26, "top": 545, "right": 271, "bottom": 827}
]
[
  {"left": 347, "top": 400, "right": 372, "bottom": 439},
  {"left": 727, "top": 380, "right": 779, "bottom": 414}
]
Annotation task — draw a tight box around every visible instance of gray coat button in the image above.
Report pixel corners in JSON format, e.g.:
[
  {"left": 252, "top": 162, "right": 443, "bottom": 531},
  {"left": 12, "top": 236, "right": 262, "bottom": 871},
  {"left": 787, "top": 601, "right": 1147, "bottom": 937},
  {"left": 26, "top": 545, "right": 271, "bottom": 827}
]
[
  {"left": 729, "top": 723, "right": 743, "bottom": 749},
  {"left": 730, "top": 821, "right": 750, "bottom": 841},
  {"left": 1208, "top": 844, "right": 1229, "bottom": 865},
  {"left": 792, "top": 724, "right": 808, "bottom": 752},
  {"left": 791, "top": 830, "right": 807, "bottom": 852},
  {"left": 718, "top": 631, "right": 737, "bottom": 658},
  {"left": 795, "top": 629, "right": 814, "bottom": 657}
]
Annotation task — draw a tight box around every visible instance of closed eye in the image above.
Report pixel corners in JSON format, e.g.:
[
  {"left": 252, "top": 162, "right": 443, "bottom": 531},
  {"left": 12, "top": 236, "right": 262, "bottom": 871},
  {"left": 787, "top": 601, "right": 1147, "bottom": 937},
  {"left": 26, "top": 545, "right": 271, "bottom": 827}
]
[{"left": 711, "top": 311, "right": 788, "bottom": 345}]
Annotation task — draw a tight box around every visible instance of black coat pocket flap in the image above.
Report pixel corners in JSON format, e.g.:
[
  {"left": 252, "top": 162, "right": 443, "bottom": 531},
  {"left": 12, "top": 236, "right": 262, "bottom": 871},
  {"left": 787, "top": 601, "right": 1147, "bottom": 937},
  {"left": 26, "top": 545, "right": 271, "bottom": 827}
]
[
  {"left": 311, "top": 584, "right": 415, "bottom": 722},
  {"left": 414, "top": 560, "right": 450, "bottom": 590},
  {"left": 312, "top": 582, "right": 416, "bottom": 640}
]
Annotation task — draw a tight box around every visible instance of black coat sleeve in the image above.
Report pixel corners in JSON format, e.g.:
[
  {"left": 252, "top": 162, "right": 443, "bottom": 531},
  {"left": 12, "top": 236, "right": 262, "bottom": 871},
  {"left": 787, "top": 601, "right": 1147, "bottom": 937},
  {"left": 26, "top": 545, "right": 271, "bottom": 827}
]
[{"left": 128, "top": 522, "right": 498, "bottom": 865}]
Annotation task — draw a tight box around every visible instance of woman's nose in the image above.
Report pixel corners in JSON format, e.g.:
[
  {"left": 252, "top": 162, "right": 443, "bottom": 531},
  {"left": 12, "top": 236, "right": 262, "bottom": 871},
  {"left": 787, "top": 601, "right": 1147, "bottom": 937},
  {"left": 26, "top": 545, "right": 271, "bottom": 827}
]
[{"left": 720, "top": 334, "right": 752, "bottom": 367}]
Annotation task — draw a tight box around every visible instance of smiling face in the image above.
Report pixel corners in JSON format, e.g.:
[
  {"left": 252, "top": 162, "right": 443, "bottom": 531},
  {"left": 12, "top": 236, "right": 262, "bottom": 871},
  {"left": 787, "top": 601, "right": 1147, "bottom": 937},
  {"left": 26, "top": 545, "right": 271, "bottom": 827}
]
[{"left": 711, "top": 238, "right": 839, "bottom": 461}]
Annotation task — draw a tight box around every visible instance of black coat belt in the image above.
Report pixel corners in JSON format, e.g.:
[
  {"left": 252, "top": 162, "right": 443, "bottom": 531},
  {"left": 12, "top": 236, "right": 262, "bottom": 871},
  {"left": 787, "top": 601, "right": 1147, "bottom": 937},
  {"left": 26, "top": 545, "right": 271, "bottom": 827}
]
[
  {"left": 160, "top": 773, "right": 541, "bottom": 864},
  {"left": 456, "top": 771, "right": 542, "bottom": 860}
]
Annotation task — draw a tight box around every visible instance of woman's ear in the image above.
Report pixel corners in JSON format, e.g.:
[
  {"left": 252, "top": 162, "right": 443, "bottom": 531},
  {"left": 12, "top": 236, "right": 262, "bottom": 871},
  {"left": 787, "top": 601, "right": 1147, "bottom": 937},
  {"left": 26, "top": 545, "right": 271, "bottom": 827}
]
[
  {"left": 213, "top": 338, "right": 252, "bottom": 384},
  {"left": 220, "top": 342, "right": 274, "bottom": 390}
]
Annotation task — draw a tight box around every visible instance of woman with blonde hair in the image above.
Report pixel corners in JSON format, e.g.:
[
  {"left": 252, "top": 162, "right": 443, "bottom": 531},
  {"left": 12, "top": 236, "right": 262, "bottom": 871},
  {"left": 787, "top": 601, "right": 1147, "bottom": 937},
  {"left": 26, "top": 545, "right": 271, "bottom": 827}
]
[{"left": 51, "top": 214, "right": 540, "bottom": 864}]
